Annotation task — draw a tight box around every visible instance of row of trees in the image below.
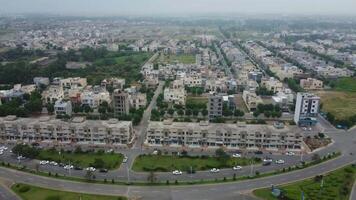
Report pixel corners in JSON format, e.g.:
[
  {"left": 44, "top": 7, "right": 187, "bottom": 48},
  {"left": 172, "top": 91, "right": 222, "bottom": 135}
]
[
  {"left": 253, "top": 104, "right": 282, "bottom": 118},
  {"left": 0, "top": 91, "right": 43, "bottom": 117}
]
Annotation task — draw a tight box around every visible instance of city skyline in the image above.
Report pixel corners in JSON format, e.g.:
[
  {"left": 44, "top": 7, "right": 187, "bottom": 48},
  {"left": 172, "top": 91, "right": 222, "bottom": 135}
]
[{"left": 1, "top": 0, "right": 356, "bottom": 16}]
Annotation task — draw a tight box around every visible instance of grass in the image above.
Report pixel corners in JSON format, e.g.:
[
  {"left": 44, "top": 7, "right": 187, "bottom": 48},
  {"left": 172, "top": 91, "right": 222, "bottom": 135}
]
[
  {"left": 332, "top": 77, "right": 356, "bottom": 92},
  {"left": 12, "top": 183, "right": 127, "bottom": 200},
  {"left": 155, "top": 53, "right": 196, "bottom": 64},
  {"left": 132, "top": 155, "right": 260, "bottom": 172},
  {"left": 37, "top": 149, "right": 123, "bottom": 170},
  {"left": 253, "top": 164, "right": 356, "bottom": 200},
  {"left": 317, "top": 91, "right": 356, "bottom": 120}
]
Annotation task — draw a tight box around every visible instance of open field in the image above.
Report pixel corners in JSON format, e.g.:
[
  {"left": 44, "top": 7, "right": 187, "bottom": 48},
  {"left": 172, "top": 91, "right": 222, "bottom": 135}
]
[
  {"left": 37, "top": 149, "right": 123, "bottom": 169},
  {"left": 155, "top": 53, "right": 196, "bottom": 64},
  {"left": 12, "top": 183, "right": 126, "bottom": 200},
  {"left": 253, "top": 165, "right": 356, "bottom": 200},
  {"left": 332, "top": 77, "right": 356, "bottom": 92},
  {"left": 316, "top": 91, "right": 356, "bottom": 120},
  {"left": 132, "top": 155, "right": 260, "bottom": 172}
]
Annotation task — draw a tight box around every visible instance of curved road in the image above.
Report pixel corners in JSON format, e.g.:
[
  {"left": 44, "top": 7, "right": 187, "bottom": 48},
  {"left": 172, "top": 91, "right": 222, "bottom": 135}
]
[{"left": 0, "top": 124, "right": 355, "bottom": 199}]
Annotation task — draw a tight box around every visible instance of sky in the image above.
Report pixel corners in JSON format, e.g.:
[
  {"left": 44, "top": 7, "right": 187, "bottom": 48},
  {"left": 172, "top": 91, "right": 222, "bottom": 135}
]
[{"left": 0, "top": 0, "right": 356, "bottom": 16}]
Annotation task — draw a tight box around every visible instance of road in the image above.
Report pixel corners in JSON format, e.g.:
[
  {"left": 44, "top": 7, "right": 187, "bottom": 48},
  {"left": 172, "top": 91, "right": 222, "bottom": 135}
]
[{"left": 350, "top": 180, "right": 356, "bottom": 200}]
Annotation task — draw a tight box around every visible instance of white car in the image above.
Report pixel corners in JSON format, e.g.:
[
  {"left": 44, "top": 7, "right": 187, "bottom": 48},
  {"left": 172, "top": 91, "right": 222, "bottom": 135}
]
[
  {"left": 64, "top": 165, "right": 74, "bottom": 170},
  {"left": 0, "top": 151, "right": 3, "bottom": 155},
  {"left": 232, "top": 153, "right": 241, "bottom": 158},
  {"left": 40, "top": 160, "right": 49, "bottom": 165},
  {"left": 286, "top": 152, "right": 295, "bottom": 156},
  {"left": 263, "top": 158, "right": 273, "bottom": 162},
  {"left": 233, "top": 166, "right": 242, "bottom": 170},
  {"left": 17, "top": 155, "right": 25, "bottom": 160},
  {"left": 49, "top": 161, "right": 58, "bottom": 166},
  {"left": 85, "top": 167, "right": 96, "bottom": 172},
  {"left": 275, "top": 159, "right": 285, "bottom": 164},
  {"left": 172, "top": 170, "right": 183, "bottom": 175},
  {"left": 210, "top": 168, "right": 220, "bottom": 173},
  {"left": 0, "top": 146, "right": 8, "bottom": 151},
  {"left": 122, "top": 156, "right": 128, "bottom": 163}
]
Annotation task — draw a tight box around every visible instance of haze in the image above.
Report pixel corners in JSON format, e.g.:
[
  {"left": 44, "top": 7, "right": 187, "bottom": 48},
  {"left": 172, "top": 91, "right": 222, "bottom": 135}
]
[{"left": 1, "top": 0, "right": 356, "bottom": 16}]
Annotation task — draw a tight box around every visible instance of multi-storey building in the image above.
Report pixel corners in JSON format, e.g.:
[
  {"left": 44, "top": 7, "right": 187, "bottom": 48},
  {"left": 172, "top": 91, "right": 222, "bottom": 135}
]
[
  {"left": 294, "top": 93, "right": 320, "bottom": 126},
  {"left": 112, "top": 89, "right": 130, "bottom": 116},
  {"left": 208, "top": 92, "right": 223, "bottom": 120},
  {"left": 0, "top": 116, "right": 133, "bottom": 145},
  {"left": 146, "top": 120, "right": 303, "bottom": 151}
]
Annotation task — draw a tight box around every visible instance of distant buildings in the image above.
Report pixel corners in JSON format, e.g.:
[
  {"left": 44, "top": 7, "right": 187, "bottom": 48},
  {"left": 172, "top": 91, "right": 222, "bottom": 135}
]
[
  {"left": 208, "top": 92, "right": 223, "bottom": 120},
  {"left": 112, "top": 89, "right": 130, "bottom": 116},
  {"left": 163, "top": 80, "right": 186, "bottom": 105},
  {"left": 294, "top": 93, "right": 320, "bottom": 126}
]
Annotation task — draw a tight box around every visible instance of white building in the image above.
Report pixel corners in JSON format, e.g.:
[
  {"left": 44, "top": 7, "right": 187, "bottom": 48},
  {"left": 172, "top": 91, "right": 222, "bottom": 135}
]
[
  {"left": 54, "top": 100, "right": 72, "bottom": 116},
  {"left": 294, "top": 93, "right": 320, "bottom": 126},
  {"left": 42, "top": 85, "right": 64, "bottom": 104},
  {"left": 81, "top": 90, "right": 111, "bottom": 109}
]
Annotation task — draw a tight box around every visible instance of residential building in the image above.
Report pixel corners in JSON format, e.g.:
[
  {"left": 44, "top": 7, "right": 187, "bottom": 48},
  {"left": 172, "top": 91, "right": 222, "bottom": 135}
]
[
  {"left": 300, "top": 78, "right": 323, "bottom": 90},
  {"left": 112, "top": 89, "right": 130, "bottom": 116},
  {"left": 129, "top": 93, "right": 147, "bottom": 110},
  {"left": 0, "top": 116, "right": 132, "bottom": 145},
  {"left": 145, "top": 120, "right": 303, "bottom": 150},
  {"left": 33, "top": 77, "right": 50, "bottom": 87},
  {"left": 242, "top": 90, "right": 263, "bottom": 111},
  {"left": 294, "top": 93, "right": 320, "bottom": 126},
  {"left": 54, "top": 100, "right": 72, "bottom": 116},
  {"left": 261, "top": 77, "right": 284, "bottom": 93},
  {"left": 41, "top": 85, "right": 64, "bottom": 104}
]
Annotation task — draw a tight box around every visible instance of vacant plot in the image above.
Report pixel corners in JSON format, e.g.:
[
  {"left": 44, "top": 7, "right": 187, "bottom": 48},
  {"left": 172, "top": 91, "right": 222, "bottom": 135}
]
[
  {"left": 38, "top": 149, "right": 123, "bottom": 169},
  {"left": 316, "top": 91, "right": 356, "bottom": 120},
  {"left": 132, "top": 155, "right": 260, "bottom": 172},
  {"left": 155, "top": 53, "right": 196, "bottom": 64},
  {"left": 253, "top": 165, "right": 356, "bottom": 200},
  {"left": 12, "top": 183, "right": 126, "bottom": 200},
  {"left": 333, "top": 77, "right": 356, "bottom": 92}
]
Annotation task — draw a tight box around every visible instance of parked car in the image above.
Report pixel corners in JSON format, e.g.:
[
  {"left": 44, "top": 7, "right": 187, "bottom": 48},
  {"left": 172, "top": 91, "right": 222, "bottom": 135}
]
[
  {"left": 254, "top": 151, "right": 263, "bottom": 155},
  {"left": 232, "top": 153, "right": 241, "bottom": 158},
  {"left": 74, "top": 166, "right": 83, "bottom": 170},
  {"left": 262, "top": 161, "right": 271, "bottom": 166},
  {"left": 40, "top": 160, "right": 49, "bottom": 165},
  {"left": 99, "top": 168, "right": 108, "bottom": 173},
  {"left": 85, "top": 167, "right": 96, "bottom": 172},
  {"left": 233, "top": 166, "right": 242, "bottom": 170},
  {"left": 49, "top": 161, "right": 58, "bottom": 166},
  {"left": 210, "top": 168, "right": 220, "bottom": 173},
  {"left": 64, "top": 165, "right": 74, "bottom": 170},
  {"left": 263, "top": 158, "right": 273, "bottom": 163},
  {"left": 172, "top": 170, "right": 183, "bottom": 175}
]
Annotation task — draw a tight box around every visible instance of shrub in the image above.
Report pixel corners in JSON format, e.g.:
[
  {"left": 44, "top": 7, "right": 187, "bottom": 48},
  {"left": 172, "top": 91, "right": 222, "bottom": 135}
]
[
  {"left": 45, "top": 195, "right": 61, "bottom": 200},
  {"left": 18, "top": 185, "right": 31, "bottom": 193}
]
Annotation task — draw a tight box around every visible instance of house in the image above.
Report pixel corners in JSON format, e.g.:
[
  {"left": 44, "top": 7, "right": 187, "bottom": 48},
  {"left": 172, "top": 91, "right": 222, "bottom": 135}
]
[
  {"left": 300, "top": 78, "right": 323, "bottom": 90},
  {"left": 242, "top": 90, "right": 263, "bottom": 111},
  {"left": 54, "top": 100, "right": 72, "bottom": 116}
]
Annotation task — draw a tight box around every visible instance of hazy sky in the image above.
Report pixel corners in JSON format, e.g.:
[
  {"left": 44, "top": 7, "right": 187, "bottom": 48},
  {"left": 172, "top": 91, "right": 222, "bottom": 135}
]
[{"left": 1, "top": 0, "right": 356, "bottom": 16}]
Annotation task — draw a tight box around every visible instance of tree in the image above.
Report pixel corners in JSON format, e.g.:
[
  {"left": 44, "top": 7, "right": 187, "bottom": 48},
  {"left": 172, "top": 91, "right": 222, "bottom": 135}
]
[
  {"left": 215, "top": 148, "right": 229, "bottom": 159},
  {"left": 147, "top": 171, "right": 157, "bottom": 183},
  {"left": 177, "top": 109, "right": 184, "bottom": 116},
  {"left": 168, "top": 108, "right": 175, "bottom": 115},
  {"left": 46, "top": 103, "right": 54, "bottom": 114},
  {"left": 185, "top": 109, "right": 192, "bottom": 116},
  {"left": 91, "top": 158, "right": 105, "bottom": 169},
  {"left": 202, "top": 109, "right": 208, "bottom": 116},
  {"left": 84, "top": 170, "right": 95, "bottom": 181}
]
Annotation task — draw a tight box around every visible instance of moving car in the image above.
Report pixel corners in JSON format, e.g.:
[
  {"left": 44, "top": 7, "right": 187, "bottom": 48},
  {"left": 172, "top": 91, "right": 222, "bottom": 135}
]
[
  {"left": 275, "top": 159, "right": 285, "bottom": 164},
  {"left": 122, "top": 156, "right": 128, "bottom": 163},
  {"left": 233, "top": 166, "right": 242, "bottom": 170},
  {"left": 99, "top": 168, "right": 108, "bottom": 173},
  {"left": 286, "top": 152, "right": 295, "bottom": 156},
  {"left": 85, "top": 167, "right": 96, "bottom": 172},
  {"left": 210, "top": 168, "right": 220, "bottom": 173},
  {"left": 172, "top": 170, "right": 183, "bottom": 175}
]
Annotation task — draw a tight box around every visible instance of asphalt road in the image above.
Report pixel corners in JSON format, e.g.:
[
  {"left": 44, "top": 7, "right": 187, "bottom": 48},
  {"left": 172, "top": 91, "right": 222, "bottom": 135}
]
[{"left": 0, "top": 179, "right": 19, "bottom": 200}]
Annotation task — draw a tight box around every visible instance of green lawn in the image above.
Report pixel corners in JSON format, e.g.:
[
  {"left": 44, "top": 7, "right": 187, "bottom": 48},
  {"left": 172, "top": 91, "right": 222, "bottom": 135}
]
[
  {"left": 317, "top": 91, "right": 356, "bottom": 120},
  {"left": 12, "top": 183, "right": 127, "bottom": 200},
  {"left": 253, "top": 165, "right": 356, "bottom": 200},
  {"left": 155, "top": 53, "right": 196, "bottom": 64},
  {"left": 37, "top": 149, "right": 123, "bottom": 169},
  {"left": 333, "top": 77, "right": 356, "bottom": 92},
  {"left": 132, "top": 155, "right": 260, "bottom": 172}
]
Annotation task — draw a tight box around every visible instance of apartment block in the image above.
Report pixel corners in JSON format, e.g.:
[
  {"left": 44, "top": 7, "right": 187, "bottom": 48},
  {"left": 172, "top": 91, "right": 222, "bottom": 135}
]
[
  {"left": 145, "top": 120, "right": 303, "bottom": 151},
  {"left": 0, "top": 116, "right": 133, "bottom": 145},
  {"left": 294, "top": 93, "right": 320, "bottom": 126},
  {"left": 208, "top": 92, "right": 223, "bottom": 120},
  {"left": 112, "top": 89, "right": 130, "bottom": 116}
]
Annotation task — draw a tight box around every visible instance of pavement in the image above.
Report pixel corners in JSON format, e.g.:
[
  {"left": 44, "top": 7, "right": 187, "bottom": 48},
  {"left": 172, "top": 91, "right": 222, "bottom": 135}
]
[
  {"left": 0, "top": 179, "right": 19, "bottom": 200},
  {"left": 351, "top": 180, "right": 356, "bottom": 200}
]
